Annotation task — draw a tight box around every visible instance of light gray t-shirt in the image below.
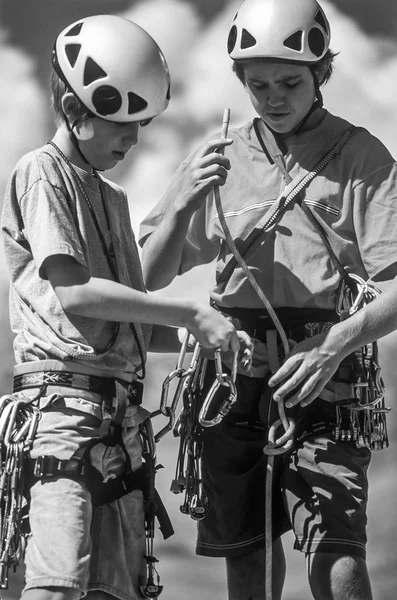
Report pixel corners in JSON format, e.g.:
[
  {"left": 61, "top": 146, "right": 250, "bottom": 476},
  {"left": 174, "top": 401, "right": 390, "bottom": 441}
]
[
  {"left": 2, "top": 143, "right": 151, "bottom": 376},
  {"left": 140, "top": 110, "right": 397, "bottom": 310}
]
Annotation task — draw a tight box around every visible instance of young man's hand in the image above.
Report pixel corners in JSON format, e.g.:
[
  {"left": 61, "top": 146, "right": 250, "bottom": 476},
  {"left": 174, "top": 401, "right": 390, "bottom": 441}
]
[
  {"left": 268, "top": 330, "right": 345, "bottom": 408},
  {"left": 169, "top": 137, "right": 233, "bottom": 214}
]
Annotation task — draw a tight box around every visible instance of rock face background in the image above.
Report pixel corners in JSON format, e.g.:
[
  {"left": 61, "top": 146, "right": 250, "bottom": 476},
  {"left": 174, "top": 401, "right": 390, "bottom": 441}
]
[{"left": 1, "top": 1, "right": 396, "bottom": 598}]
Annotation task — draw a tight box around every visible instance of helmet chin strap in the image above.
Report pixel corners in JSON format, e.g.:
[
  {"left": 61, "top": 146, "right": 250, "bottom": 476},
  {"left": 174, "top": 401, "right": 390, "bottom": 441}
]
[{"left": 64, "top": 112, "right": 104, "bottom": 172}]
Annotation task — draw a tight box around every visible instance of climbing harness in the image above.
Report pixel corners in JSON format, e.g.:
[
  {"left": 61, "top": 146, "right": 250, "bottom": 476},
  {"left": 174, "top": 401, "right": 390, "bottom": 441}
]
[
  {"left": 0, "top": 388, "right": 173, "bottom": 599},
  {"left": 0, "top": 394, "right": 41, "bottom": 590},
  {"left": 153, "top": 331, "right": 239, "bottom": 521},
  {"left": 1, "top": 363, "right": 173, "bottom": 599}
]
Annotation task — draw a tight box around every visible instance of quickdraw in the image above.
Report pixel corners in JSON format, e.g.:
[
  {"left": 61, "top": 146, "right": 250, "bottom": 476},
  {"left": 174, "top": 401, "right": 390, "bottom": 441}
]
[
  {"left": 139, "top": 417, "right": 164, "bottom": 599},
  {"left": 173, "top": 355, "right": 209, "bottom": 521},
  {"left": 0, "top": 394, "right": 41, "bottom": 590},
  {"left": 153, "top": 334, "right": 238, "bottom": 521},
  {"left": 335, "top": 274, "right": 390, "bottom": 450}
]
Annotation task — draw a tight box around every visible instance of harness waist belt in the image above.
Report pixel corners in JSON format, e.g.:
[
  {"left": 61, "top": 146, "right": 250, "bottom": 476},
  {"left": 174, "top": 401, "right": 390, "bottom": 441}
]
[
  {"left": 214, "top": 305, "right": 339, "bottom": 343},
  {"left": 13, "top": 370, "right": 143, "bottom": 406}
]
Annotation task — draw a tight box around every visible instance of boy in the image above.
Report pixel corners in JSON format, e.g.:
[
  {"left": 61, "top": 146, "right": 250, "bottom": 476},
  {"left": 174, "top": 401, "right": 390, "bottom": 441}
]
[
  {"left": 1, "top": 14, "right": 250, "bottom": 600},
  {"left": 139, "top": 0, "right": 397, "bottom": 599}
]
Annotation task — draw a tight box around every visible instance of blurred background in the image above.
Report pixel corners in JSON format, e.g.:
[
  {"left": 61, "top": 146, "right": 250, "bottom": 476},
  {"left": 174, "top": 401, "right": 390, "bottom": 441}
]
[{"left": 1, "top": 0, "right": 397, "bottom": 598}]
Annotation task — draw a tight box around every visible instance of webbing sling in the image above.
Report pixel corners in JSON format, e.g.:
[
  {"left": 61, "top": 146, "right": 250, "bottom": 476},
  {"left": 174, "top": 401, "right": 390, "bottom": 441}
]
[{"left": 216, "top": 118, "right": 357, "bottom": 290}]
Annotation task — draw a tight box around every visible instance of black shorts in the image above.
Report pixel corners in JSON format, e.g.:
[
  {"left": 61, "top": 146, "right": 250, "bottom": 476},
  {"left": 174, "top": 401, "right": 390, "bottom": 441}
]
[{"left": 196, "top": 362, "right": 371, "bottom": 559}]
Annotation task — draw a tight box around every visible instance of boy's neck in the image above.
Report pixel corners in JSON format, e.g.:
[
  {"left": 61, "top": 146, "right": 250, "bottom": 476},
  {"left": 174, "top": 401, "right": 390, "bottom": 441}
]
[{"left": 51, "top": 126, "right": 94, "bottom": 175}]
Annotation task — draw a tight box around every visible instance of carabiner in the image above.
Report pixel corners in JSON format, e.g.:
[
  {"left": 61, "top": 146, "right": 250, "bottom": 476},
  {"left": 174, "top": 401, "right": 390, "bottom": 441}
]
[
  {"left": 198, "top": 349, "right": 238, "bottom": 427},
  {"left": 198, "top": 374, "right": 237, "bottom": 427},
  {"left": 151, "top": 407, "right": 176, "bottom": 443}
]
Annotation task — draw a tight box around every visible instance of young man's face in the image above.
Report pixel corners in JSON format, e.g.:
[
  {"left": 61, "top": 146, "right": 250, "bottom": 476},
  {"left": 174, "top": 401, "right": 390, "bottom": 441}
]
[
  {"left": 242, "top": 61, "right": 316, "bottom": 135},
  {"left": 78, "top": 118, "right": 141, "bottom": 171}
]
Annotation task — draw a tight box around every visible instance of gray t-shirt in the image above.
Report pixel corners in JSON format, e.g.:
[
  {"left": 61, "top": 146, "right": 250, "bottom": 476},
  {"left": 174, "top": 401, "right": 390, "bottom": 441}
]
[
  {"left": 2, "top": 143, "right": 151, "bottom": 376},
  {"left": 140, "top": 111, "right": 397, "bottom": 309}
]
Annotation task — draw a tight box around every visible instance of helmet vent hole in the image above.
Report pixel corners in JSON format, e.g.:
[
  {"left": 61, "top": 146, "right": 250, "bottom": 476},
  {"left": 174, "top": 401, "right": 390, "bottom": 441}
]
[
  {"left": 241, "top": 28, "right": 257, "bottom": 50},
  {"left": 166, "top": 82, "right": 171, "bottom": 101},
  {"left": 308, "top": 28, "right": 325, "bottom": 57},
  {"left": 314, "top": 10, "right": 329, "bottom": 35},
  {"left": 92, "top": 85, "right": 122, "bottom": 116},
  {"left": 65, "top": 23, "right": 83, "bottom": 37},
  {"left": 232, "top": 11, "right": 238, "bottom": 22},
  {"left": 84, "top": 57, "right": 107, "bottom": 86},
  {"left": 127, "top": 91, "right": 148, "bottom": 115},
  {"left": 227, "top": 25, "right": 237, "bottom": 54},
  {"left": 283, "top": 30, "right": 303, "bottom": 52},
  {"left": 65, "top": 44, "right": 81, "bottom": 68}
]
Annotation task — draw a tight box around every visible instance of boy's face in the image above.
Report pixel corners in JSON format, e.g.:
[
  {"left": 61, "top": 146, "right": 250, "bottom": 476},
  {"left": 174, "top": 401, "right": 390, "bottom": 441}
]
[
  {"left": 77, "top": 118, "right": 141, "bottom": 171},
  {"left": 243, "top": 61, "right": 316, "bottom": 135}
]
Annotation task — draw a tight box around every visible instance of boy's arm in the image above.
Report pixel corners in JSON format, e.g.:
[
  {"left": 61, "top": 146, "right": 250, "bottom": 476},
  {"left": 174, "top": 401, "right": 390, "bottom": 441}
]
[
  {"left": 140, "top": 136, "right": 232, "bottom": 291},
  {"left": 149, "top": 325, "right": 253, "bottom": 375},
  {"left": 148, "top": 325, "right": 180, "bottom": 353},
  {"left": 44, "top": 254, "right": 239, "bottom": 353}
]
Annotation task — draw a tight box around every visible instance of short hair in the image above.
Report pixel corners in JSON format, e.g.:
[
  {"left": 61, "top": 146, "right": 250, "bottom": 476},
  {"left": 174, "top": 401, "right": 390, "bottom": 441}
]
[
  {"left": 50, "top": 69, "right": 87, "bottom": 126},
  {"left": 232, "top": 49, "right": 338, "bottom": 87}
]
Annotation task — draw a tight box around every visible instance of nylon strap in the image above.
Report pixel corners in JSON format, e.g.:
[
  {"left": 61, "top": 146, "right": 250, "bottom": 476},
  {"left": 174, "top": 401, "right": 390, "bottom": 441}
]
[{"left": 216, "top": 120, "right": 357, "bottom": 289}]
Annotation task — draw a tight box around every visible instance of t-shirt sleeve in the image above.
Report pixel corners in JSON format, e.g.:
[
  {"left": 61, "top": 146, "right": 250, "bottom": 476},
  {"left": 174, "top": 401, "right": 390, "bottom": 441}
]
[
  {"left": 353, "top": 161, "right": 397, "bottom": 281},
  {"left": 179, "top": 199, "right": 221, "bottom": 274},
  {"left": 20, "top": 179, "right": 87, "bottom": 279},
  {"left": 139, "top": 193, "right": 221, "bottom": 276}
]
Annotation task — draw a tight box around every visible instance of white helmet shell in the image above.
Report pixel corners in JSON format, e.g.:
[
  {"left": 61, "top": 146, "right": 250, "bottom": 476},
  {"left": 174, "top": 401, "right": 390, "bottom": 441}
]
[
  {"left": 53, "top": 15, "right": 171, "bottom": 122},
  {"left": 228, "top": 0, "right": 331, "bottom": 64}
]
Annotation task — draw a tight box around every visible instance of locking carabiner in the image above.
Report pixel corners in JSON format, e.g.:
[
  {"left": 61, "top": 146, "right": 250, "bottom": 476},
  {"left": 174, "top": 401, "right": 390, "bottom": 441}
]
[{"left": 198, "top": 349, "right": 238, "bottom": 427}]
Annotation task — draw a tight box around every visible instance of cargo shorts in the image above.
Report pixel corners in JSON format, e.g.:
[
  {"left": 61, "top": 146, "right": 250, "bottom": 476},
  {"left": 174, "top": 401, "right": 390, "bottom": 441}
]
[
  {"left": 20, "top": 389, "right": 150, "bottom": 600},
  {"left": 196, "top": 362, "right": 371, "bottom": 560}
]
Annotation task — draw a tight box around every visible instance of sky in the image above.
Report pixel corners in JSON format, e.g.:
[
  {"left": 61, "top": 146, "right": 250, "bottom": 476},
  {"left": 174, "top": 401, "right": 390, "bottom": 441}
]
[{"left": 0, "top": 1, "right": 397, "bottom": 598}]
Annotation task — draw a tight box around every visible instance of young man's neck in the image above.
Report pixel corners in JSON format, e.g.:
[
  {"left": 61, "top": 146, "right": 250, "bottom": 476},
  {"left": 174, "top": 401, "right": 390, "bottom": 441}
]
[{"left": 52, "top": 126, "right": 94, "bottom": 175}]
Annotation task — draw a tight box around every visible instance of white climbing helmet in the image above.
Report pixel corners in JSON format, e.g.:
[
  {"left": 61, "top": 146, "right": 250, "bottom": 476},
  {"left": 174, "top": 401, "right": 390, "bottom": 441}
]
[
  {"left": 227, "top": 0, "right": 331, "bottom": 64},
  {"left": 52, "top": 14, "right": 171, "bottom": 122}
]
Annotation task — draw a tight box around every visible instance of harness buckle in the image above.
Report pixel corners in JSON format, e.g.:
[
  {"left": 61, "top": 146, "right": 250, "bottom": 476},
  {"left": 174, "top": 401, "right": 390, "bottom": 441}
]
[{"left": 33, "top": 455, "right": 86, "bottom": 479}]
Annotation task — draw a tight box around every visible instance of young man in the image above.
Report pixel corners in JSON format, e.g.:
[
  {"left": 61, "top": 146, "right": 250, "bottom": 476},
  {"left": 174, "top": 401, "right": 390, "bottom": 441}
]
[
  {"left": 1, "top": 14, "right": 251, "bottom": 600},
  {"left": 139, "top": 0, "right": 397, "bottom": 599}
]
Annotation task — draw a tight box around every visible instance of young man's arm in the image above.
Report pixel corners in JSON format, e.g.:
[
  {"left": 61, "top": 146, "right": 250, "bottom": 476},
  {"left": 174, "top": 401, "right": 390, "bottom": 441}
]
[
  {"left": 268, "top": 276, "right": 397, "bottom": 407},
  {"left": 141, "top": 136, "right": 232, "bottom": 291},
  {"left": 44, "top": 254, "right": 239, "bottom": 353}
]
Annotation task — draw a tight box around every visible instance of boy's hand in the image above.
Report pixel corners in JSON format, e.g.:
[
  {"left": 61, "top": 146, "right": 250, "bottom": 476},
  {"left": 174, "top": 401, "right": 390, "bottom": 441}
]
[
  {"left": 187, "top": 304, "right": 240, "bottom": 353},
  {"left": 171, "top": 137, "right": 233, "bottom": 213},
  {"left": 178, "top": 327, "right": 253, "bottom": 373},
  {"left": 236, "top": 330, "right": 253, "bottom": 372}
]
